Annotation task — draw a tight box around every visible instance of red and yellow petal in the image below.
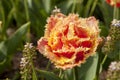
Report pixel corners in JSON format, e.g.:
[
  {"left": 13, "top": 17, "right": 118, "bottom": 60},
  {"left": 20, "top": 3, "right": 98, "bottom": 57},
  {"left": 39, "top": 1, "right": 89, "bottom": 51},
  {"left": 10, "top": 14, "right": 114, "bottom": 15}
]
[
  {"left": 37, "top": 12, "right": 100, "bottom": 69},
  {"left": 106, "top": 0, "right": 120, "bottom": 7}
]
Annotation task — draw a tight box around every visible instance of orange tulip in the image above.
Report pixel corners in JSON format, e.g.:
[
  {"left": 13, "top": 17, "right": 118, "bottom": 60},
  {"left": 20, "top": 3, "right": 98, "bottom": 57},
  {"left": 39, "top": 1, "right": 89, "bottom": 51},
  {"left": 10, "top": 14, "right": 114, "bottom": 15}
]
[
  {"left": 37, "top": 13, "right": 100, "bottom": 69},
  {"left": 106, "top": 0, "right": 120, "bottom": 7}
]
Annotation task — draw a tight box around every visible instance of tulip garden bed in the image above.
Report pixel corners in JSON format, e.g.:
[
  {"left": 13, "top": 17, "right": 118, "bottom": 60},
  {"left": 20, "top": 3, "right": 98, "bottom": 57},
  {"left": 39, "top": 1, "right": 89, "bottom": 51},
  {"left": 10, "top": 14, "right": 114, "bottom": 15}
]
[{"left": 0, "top": 0, "right": 120, "bottom": 80}]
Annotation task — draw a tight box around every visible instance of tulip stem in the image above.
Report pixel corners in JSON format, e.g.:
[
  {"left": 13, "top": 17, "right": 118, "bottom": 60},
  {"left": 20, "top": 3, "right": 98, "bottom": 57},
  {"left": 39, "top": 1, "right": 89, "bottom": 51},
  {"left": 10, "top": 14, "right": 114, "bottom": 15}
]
[
  {"left": 73, "top": 68, "right": 76, "bottom": 80},
  {"left": 59, "top": 69, "right": 64, "bottom": 78},
  {"left": 113, "top": 6, "right": 119, "bottom": 19},
  {"left": 99, "top": 54, "right": 107, "bottom": 74},
  {"left": 101, "top": 54, "right": 107, "bottom": 66}
]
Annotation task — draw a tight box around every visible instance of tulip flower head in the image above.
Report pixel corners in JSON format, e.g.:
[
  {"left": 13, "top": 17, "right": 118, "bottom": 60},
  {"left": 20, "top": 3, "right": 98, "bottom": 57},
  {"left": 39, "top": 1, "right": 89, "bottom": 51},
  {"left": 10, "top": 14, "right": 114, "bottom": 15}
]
[
  {"left": 106, "top": 0, "right": 120, "bottom": 7},
  {"left": 37, "top": 11, "right": 100, "bottom": 69}
]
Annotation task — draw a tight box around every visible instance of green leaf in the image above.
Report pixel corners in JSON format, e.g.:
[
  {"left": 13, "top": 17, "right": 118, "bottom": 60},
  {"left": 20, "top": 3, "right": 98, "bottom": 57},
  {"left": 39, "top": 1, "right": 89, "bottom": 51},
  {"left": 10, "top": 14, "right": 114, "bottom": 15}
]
[
  {"left": 37, "top": 69, "right": 62, "bottom": 80},
  {"left": 83, "top": 0, "right": 94, "bottom": 17},
  {"left": 98, "top": 1, "right": 113, "bottom": 27},
  {"left": 64, "top": 68, "right": 76, "bottom": 80},
  {"left": 0, "top": 1, "right": 5, "bottom": 39},
  {"left": 0, "top": 22, "right": 30, "bottom": 72},
  {"left": 32, "top": 68, "right": 38, "bottom": 80},
  {"left": 58, "top": 0, "right": 73, "bottom": 14},
  {"left": 42, "top": 0, "right": 51, "bottom": 13},
  {"left": 99, "top": 22, "right": 109, "bottom": 37},
  {"left": 0, "top": 58, "right": 6, "bottom": 65},
  {"left": 7, "top": 22, "right": 30, "bottom": 55},
  {"left": 77, "top": 53, "right": 98, "bottom": 80},
  {"left": 32, "top": 71, "right": 37, "bottom": 80}
]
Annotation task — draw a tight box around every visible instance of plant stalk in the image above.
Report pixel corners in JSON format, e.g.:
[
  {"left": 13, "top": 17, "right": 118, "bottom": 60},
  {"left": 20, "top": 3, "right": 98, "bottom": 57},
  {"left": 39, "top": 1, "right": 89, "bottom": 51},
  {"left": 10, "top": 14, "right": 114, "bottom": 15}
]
[
  {"left": 72, "top": 0, "right": 76, "bottom": 13},
  {"left": 99, "top": 54, "right": 107, "bottom": 74},
  {"left": 89, "top": 0, "right": 98, "bottom": 16},
  {"left": 113, "top": 6, "right": 119, "bottom": 19}
]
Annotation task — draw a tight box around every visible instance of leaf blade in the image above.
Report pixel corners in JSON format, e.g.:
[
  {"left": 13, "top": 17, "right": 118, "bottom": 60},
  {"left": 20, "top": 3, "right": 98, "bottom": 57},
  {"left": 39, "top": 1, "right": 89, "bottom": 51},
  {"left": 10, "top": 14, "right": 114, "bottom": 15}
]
[
  {"left": 77, "top": 53, "right": 98, "bottom": 80},
  {"left": 0, "top": 22, "right": 30, "bottom": 72},
  {"left": 37, "top": 69, "right": 62, "bottom": 80}
]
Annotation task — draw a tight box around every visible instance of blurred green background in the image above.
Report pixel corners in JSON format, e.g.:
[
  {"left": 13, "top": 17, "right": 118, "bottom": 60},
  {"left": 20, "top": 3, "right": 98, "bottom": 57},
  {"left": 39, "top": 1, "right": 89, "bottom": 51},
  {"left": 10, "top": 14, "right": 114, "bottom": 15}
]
[{"left": 0, "top": 0, "right": 116, "bottom": 79}]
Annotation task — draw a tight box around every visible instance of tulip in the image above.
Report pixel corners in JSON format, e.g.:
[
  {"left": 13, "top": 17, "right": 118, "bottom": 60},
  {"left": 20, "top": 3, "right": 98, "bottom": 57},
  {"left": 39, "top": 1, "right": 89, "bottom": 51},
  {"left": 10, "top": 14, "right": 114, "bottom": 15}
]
[
  {"left": 37, "top": 12, "right": 100, "bottom": 69},
  {"left": 106, "top": 0, "right": 120, "bottom": 7}
]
